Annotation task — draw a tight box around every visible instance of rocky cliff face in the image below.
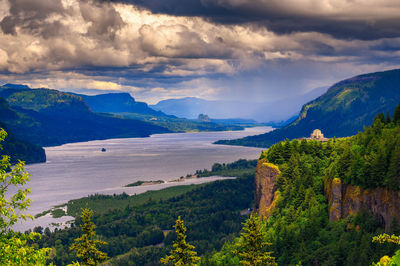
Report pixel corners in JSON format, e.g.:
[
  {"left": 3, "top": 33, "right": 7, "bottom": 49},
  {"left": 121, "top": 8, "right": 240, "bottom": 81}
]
[
  {"left": 326, "top": 178, "right": 400, "bottom": 230},
  {"left": 254, "top": 159, "right": 280, "bottom": 218},
  {"left": 255, "top": 158, "right": 400, "bottom": 229}
]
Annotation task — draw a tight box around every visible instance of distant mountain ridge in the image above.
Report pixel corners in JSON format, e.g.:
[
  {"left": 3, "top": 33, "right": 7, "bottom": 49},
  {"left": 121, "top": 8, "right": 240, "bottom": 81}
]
[
  {"left": 0, "top": 84, "right": 243, "bottom": 163},
  {"left": 0, "top": 85, "right": 170, "bottom": 152},
  {"left": 77, "top": 93, "right": 166, "bottom": 116},
  {"left": 151, "top": 86, "right": 328, "bottom": 122},
  {"left": 216, "top": 68, "right": 400, "bottom": 147},
  {"left": 151, "top": 97, "right": 217, "bottom": 118}
]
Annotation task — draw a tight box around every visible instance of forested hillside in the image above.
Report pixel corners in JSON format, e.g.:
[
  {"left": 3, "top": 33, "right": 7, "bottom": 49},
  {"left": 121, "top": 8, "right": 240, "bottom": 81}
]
[
  {"left": 34, "top": 167, "right": 257, "bottom": 265},
  {"left": 0, "top": 97, "right": 45, "bottom": 163},
  {"left": 0, "top": 122, "right": 45, "bottom": 164},
  {"left": 4, "top": 105, "right": 400, "bottom": 265},
  {"left": 0, "top": 85, "right": 170, "bottom": 147},
  {"left": 210, "top": 105, "right": 400, "bottom": 265},
  {"left": 0, "top": 84, "right": 242, "bottom": 163},
  {"left": 217, "top": 69, "right": 400, "bottom": 147}
]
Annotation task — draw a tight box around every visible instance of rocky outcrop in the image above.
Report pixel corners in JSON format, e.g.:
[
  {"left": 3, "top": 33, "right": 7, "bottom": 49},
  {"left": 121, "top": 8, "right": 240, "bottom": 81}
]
[
  {"left": 326, "top": 178, "right": 400, "bottom": 230},
  {"left": 254, "top": 159, "right": 280, "bottom": 218}
]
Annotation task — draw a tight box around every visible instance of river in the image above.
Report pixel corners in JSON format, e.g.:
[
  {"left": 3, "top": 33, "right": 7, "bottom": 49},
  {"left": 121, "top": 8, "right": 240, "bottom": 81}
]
[{"left": 14, "top": 126, "right": 272, "bottom": 231}]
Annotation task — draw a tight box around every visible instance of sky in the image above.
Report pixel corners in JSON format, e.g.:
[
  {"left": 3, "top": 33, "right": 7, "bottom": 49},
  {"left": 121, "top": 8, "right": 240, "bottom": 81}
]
[{"left": 1, "top": 0, "right": 400, "bottom": 120}]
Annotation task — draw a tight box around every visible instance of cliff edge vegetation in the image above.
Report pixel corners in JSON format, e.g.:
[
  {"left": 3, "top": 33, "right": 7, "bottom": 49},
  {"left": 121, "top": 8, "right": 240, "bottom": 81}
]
[{"left": 212, "top": 104, "right": 400, "bottom": 265}]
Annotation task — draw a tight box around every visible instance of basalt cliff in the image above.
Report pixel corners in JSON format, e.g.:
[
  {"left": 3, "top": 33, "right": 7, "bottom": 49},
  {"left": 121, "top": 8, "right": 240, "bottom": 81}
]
[
  {"left": 254, "top": 159, "right": 280, "bottom": 218},
  {"left": 255, "top": 160, "right": 400, "bottom": 230},
  {"left": 325, "top": 177, "right": 400, "bottom": 230}
]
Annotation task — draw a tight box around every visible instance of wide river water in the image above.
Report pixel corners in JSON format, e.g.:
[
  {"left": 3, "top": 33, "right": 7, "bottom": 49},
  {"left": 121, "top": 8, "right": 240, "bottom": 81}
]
[{"left": 14, "top": 126, "right": 272, "bottom": 231}]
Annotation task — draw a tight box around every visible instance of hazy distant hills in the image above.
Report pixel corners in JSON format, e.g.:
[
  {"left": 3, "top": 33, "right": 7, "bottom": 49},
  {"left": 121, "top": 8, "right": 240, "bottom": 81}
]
[
  {"left": 217, "top": 68, "right": 400, "bottom": 147},
  {"left": 151, "top": 86, "right": 327, "bottom": 122},
  {"left": 151, "top": 97, "right": 217, "bottom": 118},
  {"left": 0, "top": 85, "right": 170, "bottom": 152},
  {"left": 76, "top": 92, "right": 243, "bottom": 132},
  {"left": 0, "top": 85, "right": 243, "bottom": 163},
  {"left": 78, "top": 93, "right": 166, "bottom": 116}
]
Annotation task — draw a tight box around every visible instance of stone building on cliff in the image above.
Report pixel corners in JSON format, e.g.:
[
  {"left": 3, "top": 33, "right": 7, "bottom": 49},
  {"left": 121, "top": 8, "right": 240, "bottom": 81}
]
[{"left": 298, "top": 129, "right": 329, "bottom": 142}]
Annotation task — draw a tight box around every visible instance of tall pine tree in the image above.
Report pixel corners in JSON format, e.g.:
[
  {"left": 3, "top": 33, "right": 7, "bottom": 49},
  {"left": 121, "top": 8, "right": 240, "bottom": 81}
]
[
  {"left": 70, "top": 208, "right": 108, "bottom": 266},
  {"left": 233, "top": 212, "right": 277, "bottom": 266},
  {"left": 161, "top": 216, "right": 200, "bottom": 266},
  {"left": 393, "top": 103, "right": 400, "bottom": 124}
]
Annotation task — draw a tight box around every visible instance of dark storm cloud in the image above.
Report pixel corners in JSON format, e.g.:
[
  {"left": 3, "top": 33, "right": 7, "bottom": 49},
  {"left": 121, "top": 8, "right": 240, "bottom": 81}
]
[
  {"left": 79, "top": 1, "right": 125, "bottom": 40},
  {"left": 0, "top": 0, "right": 400, "bottom": 119},
  {"left": 100, "top": 0, "right": 400, "bottom": 40},
  {"left": 0, "top": 0, "right": 65, "bottom": 35}
]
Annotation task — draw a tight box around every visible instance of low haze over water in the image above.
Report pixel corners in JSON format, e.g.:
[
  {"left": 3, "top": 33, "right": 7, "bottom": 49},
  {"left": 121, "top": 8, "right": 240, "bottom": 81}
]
[{"left": 17, "top": 127, "right": 271, "bottom": 230}]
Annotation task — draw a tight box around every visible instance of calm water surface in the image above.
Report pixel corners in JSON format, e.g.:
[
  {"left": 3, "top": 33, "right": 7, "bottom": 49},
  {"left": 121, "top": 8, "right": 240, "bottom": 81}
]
[{"left": 16, "top": 127, "right": 272, "bottom": 230}]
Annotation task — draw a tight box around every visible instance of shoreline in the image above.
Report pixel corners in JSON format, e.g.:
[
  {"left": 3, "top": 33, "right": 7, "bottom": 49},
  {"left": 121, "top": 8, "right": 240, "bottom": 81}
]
[
  {"left": 15, "top": 175, "right": 236, "bottom": 232},
  {"left": 16, "top": 127, "right": 271, "bottom": 232}
]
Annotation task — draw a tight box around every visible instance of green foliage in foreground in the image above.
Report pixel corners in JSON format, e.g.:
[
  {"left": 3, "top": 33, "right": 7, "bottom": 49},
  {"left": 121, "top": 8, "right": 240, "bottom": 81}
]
[
  {"left": 35, "top": 161, "right": 256, "bottom": 265},
  {"left": 0, "top": 128, "right": 51, "bottom": 265},
  {"left": 233, "top": 212, "right": 277, "bottom": 266},
  {"left": 372, "top": 234, "right": 400, "bottom": 266},
  {"left": 70, "top": 208, "right": 108, "bottom": 265},
  {"left": 160, "top": 217, "right": 200, "bottom": 266}
]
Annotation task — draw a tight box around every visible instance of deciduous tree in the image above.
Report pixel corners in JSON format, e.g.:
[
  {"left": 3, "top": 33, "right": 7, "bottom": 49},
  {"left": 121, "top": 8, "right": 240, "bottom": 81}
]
[
  {"left": 0, "top": 128, "right": 51, "bottom": 265},
  {"left": 372, "top": 233, "right": 400, "bottom": 266}
]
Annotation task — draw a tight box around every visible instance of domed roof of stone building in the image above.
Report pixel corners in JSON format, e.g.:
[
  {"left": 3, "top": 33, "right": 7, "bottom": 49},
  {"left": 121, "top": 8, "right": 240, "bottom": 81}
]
[{"left": 311, "top": 129, "right": 324, "bottom": 139}]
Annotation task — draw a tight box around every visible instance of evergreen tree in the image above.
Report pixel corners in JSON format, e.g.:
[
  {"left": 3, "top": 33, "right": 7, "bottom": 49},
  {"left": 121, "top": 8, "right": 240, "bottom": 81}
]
[
  {"left": 388, "top": 144, "right": 400, "bottom": 190},
  {"left": 233, "top": 212, "right": 277, "bottom": 266},
  {"left": 393, "top": 104, "right": 400, "bottom": 124},
  {"left": 70, "top": 208, "right": 108, "bottom": 265},
  {"left": 161, "top": 216, "right": 200, "bottom": 266},
  {"left": 375, "top": 113, "right": 386, "bottom": 124},
  {"left": 386, "top": 112, "right": 392, "bottom": 124}
]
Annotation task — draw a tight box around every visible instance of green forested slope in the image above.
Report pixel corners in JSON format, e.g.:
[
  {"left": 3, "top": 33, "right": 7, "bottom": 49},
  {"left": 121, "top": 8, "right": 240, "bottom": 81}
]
[
  {"left": 217, "top": 69, "right": 400, "bottom": 147},
  {"left": 0, "top": 123, "right": 45, "bottom": 164},
  {"left": 211, "top": 107, "right": 400, "bottom": 266},
  {"left": 0, "top": 98, "right": 45, "bottom": 163},
  {"left": 24, "top": 107, "right": 400, "bottom": 265},
  {"left": 0, "top": 86, "right": 170, "bottom": 147},
  {"left": 35, "top": 168, "right": 256, "bottom": 265}
]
